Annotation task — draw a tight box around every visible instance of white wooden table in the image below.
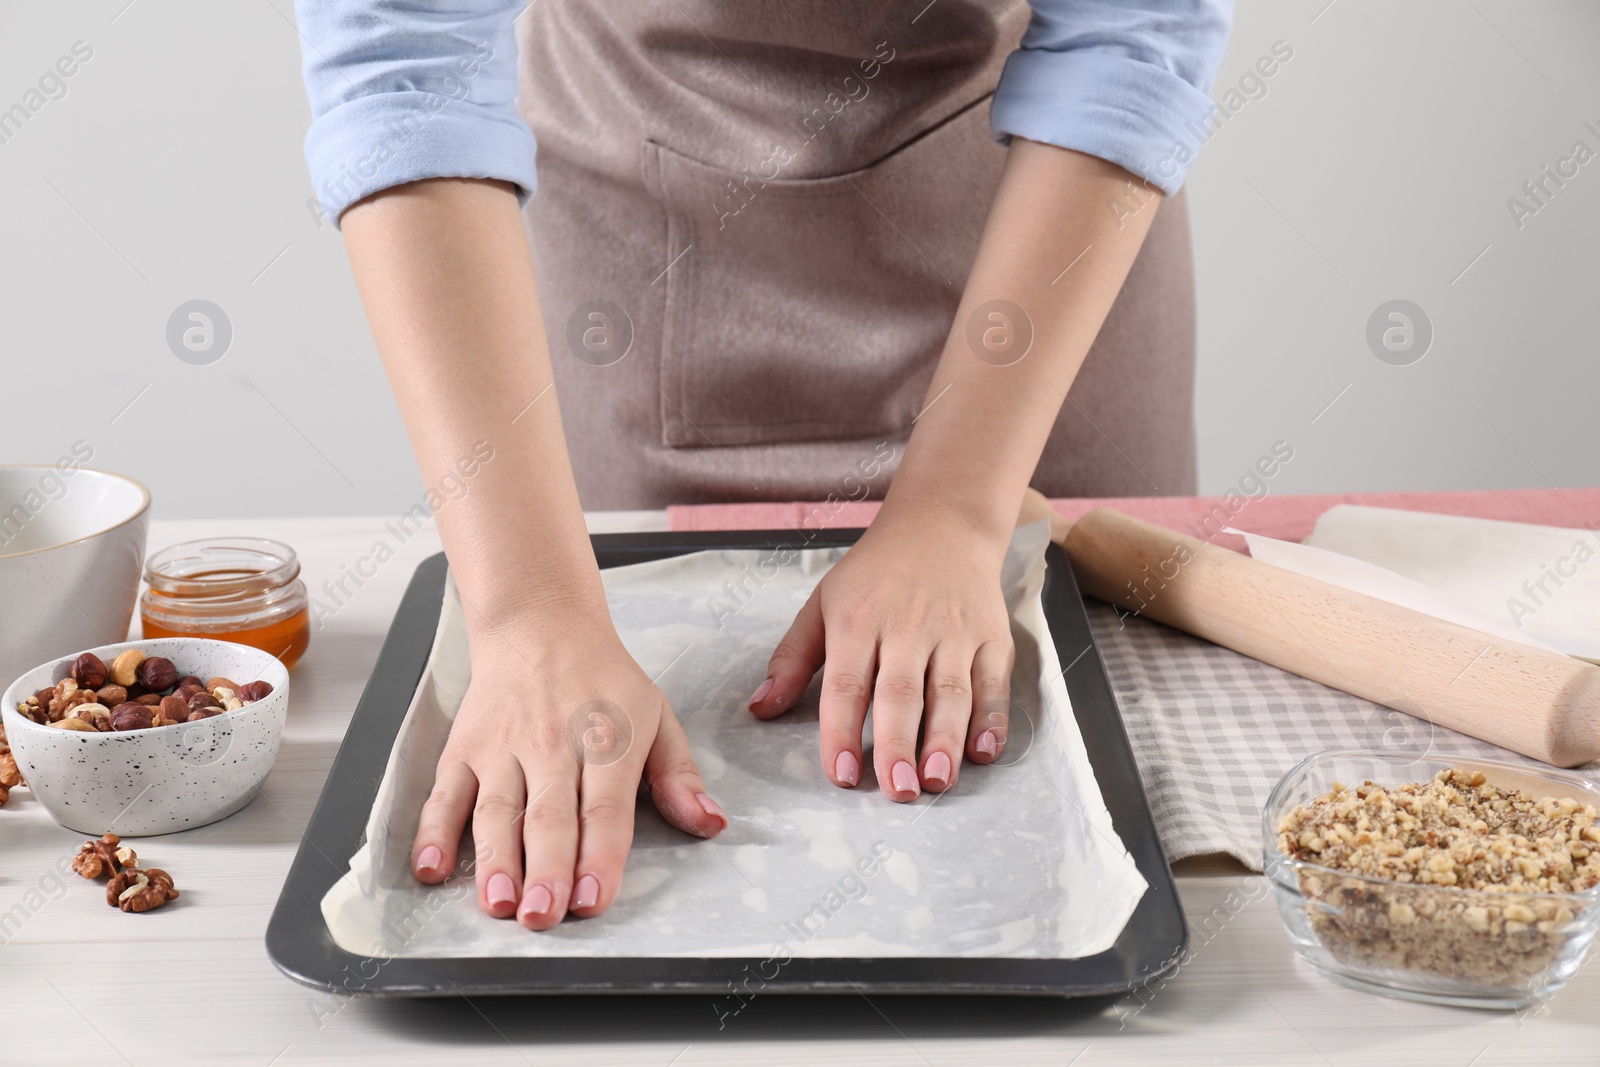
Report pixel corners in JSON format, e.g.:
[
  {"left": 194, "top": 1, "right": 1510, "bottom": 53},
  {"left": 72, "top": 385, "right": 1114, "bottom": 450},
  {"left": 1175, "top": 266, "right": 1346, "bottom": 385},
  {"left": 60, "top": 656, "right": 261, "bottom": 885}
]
[{"left": 3, "top": 514, "right": 1596, "bottom": 1066}]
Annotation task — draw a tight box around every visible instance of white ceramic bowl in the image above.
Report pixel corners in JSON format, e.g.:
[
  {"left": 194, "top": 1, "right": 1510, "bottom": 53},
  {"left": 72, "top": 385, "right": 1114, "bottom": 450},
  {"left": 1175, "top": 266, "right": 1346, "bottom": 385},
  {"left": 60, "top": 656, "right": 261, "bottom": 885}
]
[
  {"left": 2, "top": 637, "right": 289, "bottom": 836},
  {"left": 0, "top": 466, "right": 150, "bottom": 689}
]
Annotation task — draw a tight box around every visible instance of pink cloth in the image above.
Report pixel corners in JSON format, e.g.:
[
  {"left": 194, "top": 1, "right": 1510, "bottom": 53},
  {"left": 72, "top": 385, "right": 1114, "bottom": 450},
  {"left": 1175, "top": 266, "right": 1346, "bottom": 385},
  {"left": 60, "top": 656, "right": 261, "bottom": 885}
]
[{"left": 666, "top": 488, "right": 1600, "bottom": 550}]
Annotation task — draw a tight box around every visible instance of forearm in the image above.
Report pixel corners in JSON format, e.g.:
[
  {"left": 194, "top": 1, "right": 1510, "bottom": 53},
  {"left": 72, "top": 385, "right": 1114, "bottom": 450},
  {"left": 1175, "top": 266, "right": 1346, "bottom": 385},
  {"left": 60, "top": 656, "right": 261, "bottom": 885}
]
[
  {"left": 341, "top": 178, "right": 609, "bottom": 646},
  {"left": 884, "top": 139, "right": 1162, "bottom": 539}
]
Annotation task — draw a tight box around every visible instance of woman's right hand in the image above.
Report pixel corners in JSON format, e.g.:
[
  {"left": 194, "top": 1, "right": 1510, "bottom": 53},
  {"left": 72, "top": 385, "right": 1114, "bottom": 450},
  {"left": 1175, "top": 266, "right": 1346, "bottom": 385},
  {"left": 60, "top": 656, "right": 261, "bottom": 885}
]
[
  {"left": 338, "top": 179, "right": 724, "bottom": 927},
  {"left": 409, "top": 629, "right": 727, "bottom": 930}
]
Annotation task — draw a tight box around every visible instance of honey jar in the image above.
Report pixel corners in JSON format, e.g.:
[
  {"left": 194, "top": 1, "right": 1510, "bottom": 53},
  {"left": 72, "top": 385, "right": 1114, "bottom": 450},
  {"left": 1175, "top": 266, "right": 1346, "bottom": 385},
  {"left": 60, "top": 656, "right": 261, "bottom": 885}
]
[{"left": 140, "top": 537, "right": 310, "bottom": 667}]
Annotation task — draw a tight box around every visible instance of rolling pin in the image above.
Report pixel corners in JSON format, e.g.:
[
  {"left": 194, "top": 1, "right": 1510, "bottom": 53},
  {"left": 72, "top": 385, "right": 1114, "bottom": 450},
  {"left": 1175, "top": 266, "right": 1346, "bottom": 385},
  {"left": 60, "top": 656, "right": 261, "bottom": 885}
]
[{"left": 1018, "top": 490, "right": 1600, "bottom": 767}]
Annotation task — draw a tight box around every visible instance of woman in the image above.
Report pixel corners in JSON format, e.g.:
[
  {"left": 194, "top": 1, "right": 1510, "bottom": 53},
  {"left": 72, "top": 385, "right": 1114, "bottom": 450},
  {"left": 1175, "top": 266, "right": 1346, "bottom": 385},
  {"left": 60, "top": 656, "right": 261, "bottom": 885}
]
[{"left": 295, "top": 0, "right": 1231, "bottom": 931}]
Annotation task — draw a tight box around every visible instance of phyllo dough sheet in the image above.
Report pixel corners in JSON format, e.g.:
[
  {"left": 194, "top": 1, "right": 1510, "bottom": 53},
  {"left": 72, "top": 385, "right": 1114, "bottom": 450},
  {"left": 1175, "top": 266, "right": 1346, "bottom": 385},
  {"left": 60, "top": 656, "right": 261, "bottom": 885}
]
[{"left": 322, "top": 522, "right": 1147, "bottom": 959}]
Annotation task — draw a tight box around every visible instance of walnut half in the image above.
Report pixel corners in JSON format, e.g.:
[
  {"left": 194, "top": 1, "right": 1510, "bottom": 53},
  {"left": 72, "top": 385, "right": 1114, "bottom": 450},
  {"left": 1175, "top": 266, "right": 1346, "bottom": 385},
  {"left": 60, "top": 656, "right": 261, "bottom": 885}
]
[
  {"left": 72, "top": 833, "right": 134, "bottom": 879},
  {"left": 0, "top": 723, "right": 21, "bottom": 807},
  {"left": 0, "top": 744, "right": 20, "bottom": 789},
  {"left": 106, "top": 867, "right": 179, "bottom": 913}
]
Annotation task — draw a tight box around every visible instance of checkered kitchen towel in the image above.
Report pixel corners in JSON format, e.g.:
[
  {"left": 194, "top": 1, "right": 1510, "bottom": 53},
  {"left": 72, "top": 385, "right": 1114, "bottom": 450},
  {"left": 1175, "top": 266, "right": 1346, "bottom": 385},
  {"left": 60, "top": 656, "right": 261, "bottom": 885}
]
[{"left": 1084, "top": 602, "right": 1600, "bottom": 870}]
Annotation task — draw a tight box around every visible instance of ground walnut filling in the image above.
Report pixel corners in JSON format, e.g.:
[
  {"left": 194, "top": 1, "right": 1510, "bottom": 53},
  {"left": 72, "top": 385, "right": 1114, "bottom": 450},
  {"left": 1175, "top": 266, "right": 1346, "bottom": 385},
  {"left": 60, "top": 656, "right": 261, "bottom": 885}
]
[{"left": 1276, "top": 770, "right": 1600, "bottom": 985}]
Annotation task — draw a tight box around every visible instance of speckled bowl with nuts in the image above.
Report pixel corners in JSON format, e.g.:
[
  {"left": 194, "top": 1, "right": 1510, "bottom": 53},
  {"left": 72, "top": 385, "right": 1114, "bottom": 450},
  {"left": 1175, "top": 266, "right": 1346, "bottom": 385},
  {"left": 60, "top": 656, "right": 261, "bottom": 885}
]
[{"left": 1, "top": 637, "right": 289, "bottom": 836}]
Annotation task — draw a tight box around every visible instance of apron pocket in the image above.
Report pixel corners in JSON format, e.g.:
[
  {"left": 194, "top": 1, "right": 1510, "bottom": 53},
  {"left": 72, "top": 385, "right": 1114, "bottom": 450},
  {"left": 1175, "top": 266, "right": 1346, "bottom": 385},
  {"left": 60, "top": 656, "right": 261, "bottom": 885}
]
[{"left": 641, "top": 95, "right": 1001, "bottom": 449}]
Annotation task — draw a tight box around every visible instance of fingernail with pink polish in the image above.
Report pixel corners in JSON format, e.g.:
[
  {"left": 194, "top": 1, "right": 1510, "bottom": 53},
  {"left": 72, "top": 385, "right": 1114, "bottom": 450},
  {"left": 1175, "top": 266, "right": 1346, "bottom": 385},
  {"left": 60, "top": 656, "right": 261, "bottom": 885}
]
[
  {"left": 487, "top": 872, "right": 518, "bottom": 908},
  {"left": 890, "top": 760, "right": 919, "bottom": 795},
  {"left": 976, "top": 730, "right": 999, "bottom": 758},
  {"left": 748, "top": 678, "right": 774, "bottom": 707},
  {"left": 697, "top": 793, "right": 728, "bottom": 830},
  {"left": 573, "top": 874, "right": 600, "bottom": 910},
  {"left": 924, "top": 751, "right": 952, "bottom": 786},
  {"left": 834, "top": 750, "right": 860, "bottom": 787},
  {"left": 416, "top": 844, "right": 442, "bottom": 874},
  {"left": 519, "top": 884, "right": 553, "bottom": 921}
]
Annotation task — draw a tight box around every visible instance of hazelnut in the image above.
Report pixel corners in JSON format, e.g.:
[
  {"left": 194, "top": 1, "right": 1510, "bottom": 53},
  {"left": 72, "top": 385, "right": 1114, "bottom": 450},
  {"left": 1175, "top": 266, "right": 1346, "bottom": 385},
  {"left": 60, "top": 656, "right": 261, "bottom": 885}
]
[
  {"left": 108, "top": 649, "right": 146, "bottom": 687},
  {"left": 136, "top": 656, "right": 178, "bottom": 692},
  {"left": 236, "top": 680, "right": 274, "bottom": 702},
  {"left": 174, "top": 675, "right": 203, "bottom": 691},
  {"left": 186, "top": 707, "right": 223, "bottom": 722},
  {"left": 185, "top": 690, "right": 219, "bottom": 713},
  {"left": 110, "top": 703, "right": 154, "bottom": 732},
  {"left": 175, "top": 683, "right": 205, "bottom": 701},
  {"left": 52, "top": 716, "right": 99, "bottom": 732},
  {"left": 133, "top": 694, "right": 162, "bottom": 706},
  {"left": 205, "top": 676, "right": 240, "bottom": 693},
  {"left": 154, "top": 695, "right": 190, "bottom": 727},
  {"left": 71, "top": 652, "right": 108, "bottom": 690},
  {"left": 96, "top": 684, "right": 128, "bottom": 707}
]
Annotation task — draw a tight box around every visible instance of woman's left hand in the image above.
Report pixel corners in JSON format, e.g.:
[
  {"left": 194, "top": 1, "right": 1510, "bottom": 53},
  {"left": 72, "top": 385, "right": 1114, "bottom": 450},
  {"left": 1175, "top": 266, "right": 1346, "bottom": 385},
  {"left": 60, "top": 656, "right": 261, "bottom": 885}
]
[{"left": 747, "top": 503, "right": 1016, "bottom": 800}]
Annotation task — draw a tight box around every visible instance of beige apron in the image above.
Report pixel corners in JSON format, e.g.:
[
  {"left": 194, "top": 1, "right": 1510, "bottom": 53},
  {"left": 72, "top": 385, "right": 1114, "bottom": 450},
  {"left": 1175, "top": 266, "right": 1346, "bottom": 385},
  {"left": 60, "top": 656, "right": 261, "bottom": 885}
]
[{"left": 517, "top": 0, "right": 1197, "bottom": 509}]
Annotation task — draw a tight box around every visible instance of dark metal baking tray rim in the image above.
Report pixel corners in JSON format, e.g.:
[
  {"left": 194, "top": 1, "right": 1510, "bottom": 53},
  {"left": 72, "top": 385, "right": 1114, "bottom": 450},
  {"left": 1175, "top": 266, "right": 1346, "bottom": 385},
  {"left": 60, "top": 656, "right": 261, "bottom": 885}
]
[{"left": 266, "top": 529, "right": 1187, "bottom": 997}]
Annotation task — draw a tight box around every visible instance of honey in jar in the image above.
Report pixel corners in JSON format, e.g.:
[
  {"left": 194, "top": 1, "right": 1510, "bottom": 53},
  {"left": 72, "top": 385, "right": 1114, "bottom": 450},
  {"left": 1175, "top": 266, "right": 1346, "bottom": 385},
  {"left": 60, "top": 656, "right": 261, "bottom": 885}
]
[{"left": 140, "top": 537, "right": 310, "bottom": 667}]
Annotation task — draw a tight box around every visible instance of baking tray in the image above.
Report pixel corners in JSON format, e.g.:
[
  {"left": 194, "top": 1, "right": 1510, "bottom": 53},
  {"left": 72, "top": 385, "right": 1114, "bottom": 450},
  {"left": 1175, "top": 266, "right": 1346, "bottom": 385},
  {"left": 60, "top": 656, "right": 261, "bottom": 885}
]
[{"left": 267, "top": 530, "right": 1184, "bottom": 996}]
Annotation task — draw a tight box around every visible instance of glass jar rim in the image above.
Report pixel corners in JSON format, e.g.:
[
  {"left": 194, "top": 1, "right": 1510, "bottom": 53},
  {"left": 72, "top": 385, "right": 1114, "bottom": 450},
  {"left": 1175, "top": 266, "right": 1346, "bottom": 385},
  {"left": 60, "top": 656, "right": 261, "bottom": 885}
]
[{"left": 143, "top": 537, "right": 301, "bottom": 601}]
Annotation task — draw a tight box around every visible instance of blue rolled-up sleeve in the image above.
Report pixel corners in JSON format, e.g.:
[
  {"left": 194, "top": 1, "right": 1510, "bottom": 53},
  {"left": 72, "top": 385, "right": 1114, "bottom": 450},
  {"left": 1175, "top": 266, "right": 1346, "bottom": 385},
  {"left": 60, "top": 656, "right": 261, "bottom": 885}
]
[
  {"left": 294, "top": 0, "right": 537, "bottom": 226},
  {"left": 991, "top": 0, "right": 1233, "bottom": 194}
]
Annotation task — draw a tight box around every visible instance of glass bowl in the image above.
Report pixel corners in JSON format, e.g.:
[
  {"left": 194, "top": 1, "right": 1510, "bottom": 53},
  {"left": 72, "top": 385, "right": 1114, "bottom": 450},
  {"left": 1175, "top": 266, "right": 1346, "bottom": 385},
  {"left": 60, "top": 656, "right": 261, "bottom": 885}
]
[{"left": 1263, "top": 750, "right": 1600, "bottom": 1009}]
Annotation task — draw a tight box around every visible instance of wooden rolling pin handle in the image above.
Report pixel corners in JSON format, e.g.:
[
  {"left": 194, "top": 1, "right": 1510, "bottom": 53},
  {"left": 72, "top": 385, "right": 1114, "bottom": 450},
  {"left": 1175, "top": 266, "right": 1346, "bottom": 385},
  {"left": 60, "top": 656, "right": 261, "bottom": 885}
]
[{"left": 1037, "top": 503, "right": 1600, "bottom": 768}]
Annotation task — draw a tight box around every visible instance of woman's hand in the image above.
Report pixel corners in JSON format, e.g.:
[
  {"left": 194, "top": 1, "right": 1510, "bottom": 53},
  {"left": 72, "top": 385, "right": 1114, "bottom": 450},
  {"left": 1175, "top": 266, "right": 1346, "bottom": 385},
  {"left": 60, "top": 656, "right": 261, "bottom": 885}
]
[
  {"left": 410, "top": 628, "right": 727, "bottom": 929},
  {"left": 340, "top": 180, "right": 726, "bottom": 927},
  {"left": 743, "top": 145, "right": 1167, "bottom": 800},
  {"left": 748, "top": 504, "right": 1016, "bottom": 800}
]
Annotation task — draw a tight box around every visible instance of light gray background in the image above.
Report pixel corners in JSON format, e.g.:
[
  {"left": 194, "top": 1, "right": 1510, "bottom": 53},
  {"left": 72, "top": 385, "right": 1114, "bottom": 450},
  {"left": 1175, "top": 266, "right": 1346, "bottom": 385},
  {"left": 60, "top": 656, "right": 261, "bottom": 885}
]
[{"left": 0, "top": 0, "right": 1595, "bottom": 520}]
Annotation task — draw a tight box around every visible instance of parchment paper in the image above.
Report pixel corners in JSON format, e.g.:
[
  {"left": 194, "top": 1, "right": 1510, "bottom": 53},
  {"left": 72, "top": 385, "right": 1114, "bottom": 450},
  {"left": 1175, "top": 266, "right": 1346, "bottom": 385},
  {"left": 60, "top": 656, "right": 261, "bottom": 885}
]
[
  {"left": 1231, "top": 529, "right": 1560, "bottom": 654},
  {"left": 321, "top": 522, "right": 1147, "bottom": 960},
  {"left": 1304, "top": 506, "right": 1599, "bottom": 662},
  {"left": 1232, "top": 505, "right": 1599, "bottom": 662}
]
